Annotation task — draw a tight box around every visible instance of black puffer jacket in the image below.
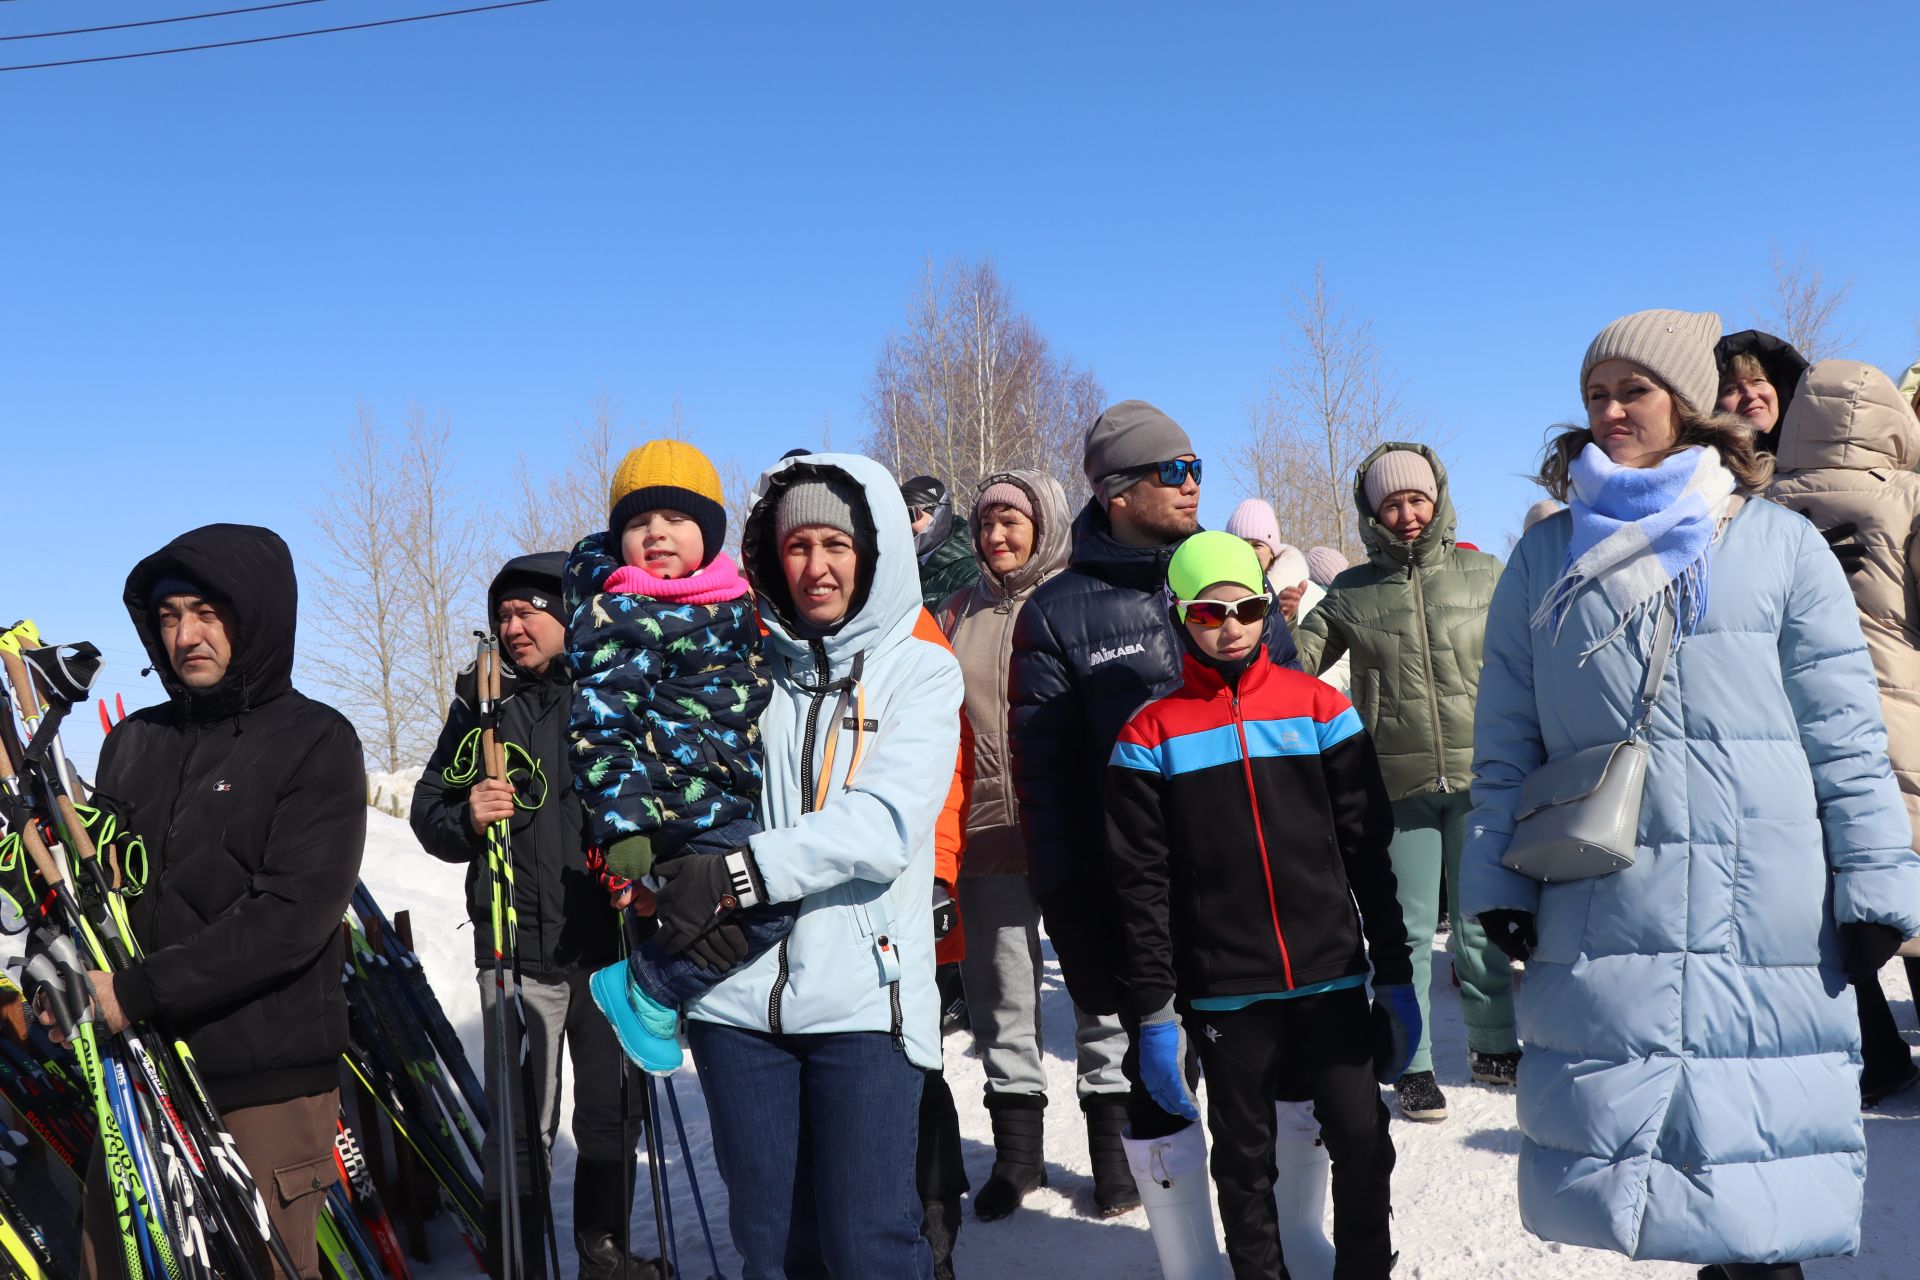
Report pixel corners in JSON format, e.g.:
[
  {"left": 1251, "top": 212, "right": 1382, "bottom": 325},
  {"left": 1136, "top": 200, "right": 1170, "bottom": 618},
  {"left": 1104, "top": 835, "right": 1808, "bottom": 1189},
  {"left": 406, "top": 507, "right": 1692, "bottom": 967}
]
[
  {"left": 410, "top": 553, "right": 621, "bottom": 976},
  {"left": 106, "top": 524, "right": 366, "bottom": 1111},
  {"left": 1007, "top": 500, "right": 1297, "bottom": 1014}
]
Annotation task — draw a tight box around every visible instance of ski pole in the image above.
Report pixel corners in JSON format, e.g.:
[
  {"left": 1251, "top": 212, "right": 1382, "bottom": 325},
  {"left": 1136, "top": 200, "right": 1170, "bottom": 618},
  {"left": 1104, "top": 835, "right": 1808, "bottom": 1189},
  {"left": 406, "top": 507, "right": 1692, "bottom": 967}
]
[
  {"left": 643, "top": 1078, "right": 680, "bottom": 1280},
  {"left": 662, "top": 1076, "right": 725, "bottom": 1280}
]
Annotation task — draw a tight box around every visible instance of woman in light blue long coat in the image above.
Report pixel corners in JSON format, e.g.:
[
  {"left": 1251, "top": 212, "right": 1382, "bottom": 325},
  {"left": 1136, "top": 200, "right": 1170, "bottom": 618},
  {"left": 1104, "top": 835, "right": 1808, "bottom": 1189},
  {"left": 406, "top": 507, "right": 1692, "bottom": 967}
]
[{"left": 1461, "top": 310, "right": 1920, "bottom": 1278}]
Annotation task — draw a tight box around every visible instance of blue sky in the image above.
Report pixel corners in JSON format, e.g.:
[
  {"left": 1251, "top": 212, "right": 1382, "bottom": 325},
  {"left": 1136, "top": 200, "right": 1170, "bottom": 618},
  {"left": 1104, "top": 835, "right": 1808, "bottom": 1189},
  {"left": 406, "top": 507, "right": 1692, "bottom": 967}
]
[{"left": 7, "top": 0, "right": 1919, "bottom": 765}]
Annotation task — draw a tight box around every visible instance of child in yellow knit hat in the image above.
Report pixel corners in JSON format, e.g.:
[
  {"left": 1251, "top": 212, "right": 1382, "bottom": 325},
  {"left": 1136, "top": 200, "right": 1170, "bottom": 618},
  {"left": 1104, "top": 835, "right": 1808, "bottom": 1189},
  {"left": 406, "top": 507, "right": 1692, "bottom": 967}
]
[{"left": 565, "top": 439, "right": 778, "bottom": 1075}]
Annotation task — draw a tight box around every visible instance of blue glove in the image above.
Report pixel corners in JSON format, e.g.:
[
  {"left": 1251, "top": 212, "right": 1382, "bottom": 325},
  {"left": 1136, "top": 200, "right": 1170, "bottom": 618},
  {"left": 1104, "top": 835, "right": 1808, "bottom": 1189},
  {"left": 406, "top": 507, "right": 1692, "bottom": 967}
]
[
  {"left": 1371, "top": 984, "right": 1423, "bottom": 1084},
  {"left": 1138, "top": 1006, "right": 1200, "bottom": 1122}
]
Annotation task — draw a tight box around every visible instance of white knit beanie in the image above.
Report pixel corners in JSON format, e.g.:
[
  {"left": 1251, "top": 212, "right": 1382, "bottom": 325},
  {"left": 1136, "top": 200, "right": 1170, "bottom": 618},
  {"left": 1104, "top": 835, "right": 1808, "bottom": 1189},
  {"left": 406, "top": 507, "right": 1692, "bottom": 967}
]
[
  {"left": 1522, "top": 499, "right": 1565, "bottom": 532},
  {"left": 1580, "top": 309, "right": 1723, "bottom": 416}
]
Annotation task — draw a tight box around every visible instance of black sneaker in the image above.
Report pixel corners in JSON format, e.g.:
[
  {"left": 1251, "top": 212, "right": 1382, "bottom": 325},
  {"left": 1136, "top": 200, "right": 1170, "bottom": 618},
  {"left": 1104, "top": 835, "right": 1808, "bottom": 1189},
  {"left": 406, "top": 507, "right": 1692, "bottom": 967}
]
[
  {"left": 1394, "top": 1070, "right": 1449, "bottom": 1122},
  {"left": 1471, "top": 1050, "right": 1522, "bottom": 1086}
]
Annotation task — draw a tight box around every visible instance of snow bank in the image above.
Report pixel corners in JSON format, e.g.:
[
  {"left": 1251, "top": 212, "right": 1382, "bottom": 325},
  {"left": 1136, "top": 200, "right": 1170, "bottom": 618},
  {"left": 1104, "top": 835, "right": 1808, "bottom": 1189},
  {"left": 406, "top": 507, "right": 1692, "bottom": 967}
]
[{"left": 359, "top": 808, "right": 1920, "bottom": 1279}]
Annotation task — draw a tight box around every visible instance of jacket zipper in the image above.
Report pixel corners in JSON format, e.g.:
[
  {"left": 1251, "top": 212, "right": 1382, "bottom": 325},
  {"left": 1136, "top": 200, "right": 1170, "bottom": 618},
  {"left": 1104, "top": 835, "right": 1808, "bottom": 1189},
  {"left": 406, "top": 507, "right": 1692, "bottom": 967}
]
[
  {"left": 152, "top": 724, "right": 205, "bottom": 921},
  {"left": 1407, "top": 552, "right": 1450, "bottom": 793},
  {"left": 1230, "top": 689, "right": 1295, "bottom": 988},
  {"left": 768, "top": 641, "right": 831, "bottom": 1035}
]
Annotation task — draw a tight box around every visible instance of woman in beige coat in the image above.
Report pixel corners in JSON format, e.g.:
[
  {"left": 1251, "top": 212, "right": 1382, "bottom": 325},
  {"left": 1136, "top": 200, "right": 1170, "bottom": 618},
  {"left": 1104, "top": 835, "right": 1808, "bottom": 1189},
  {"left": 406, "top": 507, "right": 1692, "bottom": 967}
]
[
  {"left": 935, "top": 469, "right": 1132, "bottom": 1222},
  {"left": 1767, "top": 358, "right": 1920, "bottom": 1104}
]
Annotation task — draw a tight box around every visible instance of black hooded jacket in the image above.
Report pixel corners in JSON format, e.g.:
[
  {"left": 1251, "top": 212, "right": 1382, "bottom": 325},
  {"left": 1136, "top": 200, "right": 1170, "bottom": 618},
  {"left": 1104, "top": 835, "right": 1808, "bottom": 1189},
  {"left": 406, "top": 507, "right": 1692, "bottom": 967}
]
[
  {"left": 105, "top": 524, "right": 366, "bottom": 1111},
  {"left": 409, "top": 553, "right": 621, "bottom": 976},
  {"left": 1007, "top": 500, "right": 1298, "bottom": 1014},
  {"left": 1715, "top": 329, "right": 1809, "bottom": 455}
]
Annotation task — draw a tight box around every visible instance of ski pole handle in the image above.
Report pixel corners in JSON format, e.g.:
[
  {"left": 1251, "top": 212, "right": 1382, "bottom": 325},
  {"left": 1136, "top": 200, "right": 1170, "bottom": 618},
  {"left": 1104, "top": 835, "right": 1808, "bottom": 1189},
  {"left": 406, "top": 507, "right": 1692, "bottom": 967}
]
[{"left": 23, "top": 951, "right": 86, "bottom": 1040}]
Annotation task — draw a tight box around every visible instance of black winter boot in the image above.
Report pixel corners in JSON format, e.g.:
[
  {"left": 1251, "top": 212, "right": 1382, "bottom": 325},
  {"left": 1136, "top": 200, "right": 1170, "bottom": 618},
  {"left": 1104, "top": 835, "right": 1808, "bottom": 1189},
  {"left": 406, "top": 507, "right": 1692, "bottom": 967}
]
[
  {"left": 481, "top": 1199, "right": 555, "bottom": 1280},
  {"left": 573, "top": 1156, "right": 669, "bottom": 1280},
  {"left": 1082, "top": 1095, "right": 1140, "bottom": 1218},
  {"left": 922, "top": 1196, "right": 963, "bottom": 1280},
  {"left": 1699, "top": 1267, "right": 1806, "bottom": 1280},
  {"left": 974, "top": 1093, "right": 1047, "bottom": 1221}
]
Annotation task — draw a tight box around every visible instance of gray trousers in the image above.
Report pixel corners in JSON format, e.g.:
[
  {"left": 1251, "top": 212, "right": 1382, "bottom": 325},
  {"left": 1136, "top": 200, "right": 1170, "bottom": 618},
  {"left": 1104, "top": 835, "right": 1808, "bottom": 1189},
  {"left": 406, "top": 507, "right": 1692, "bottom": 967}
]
[
  {"left": 477, "top": 966, "right": 645, "bottom": 1197},
  {"left": 957, "top": 874, "right": 1127, "bottom": 1100}
]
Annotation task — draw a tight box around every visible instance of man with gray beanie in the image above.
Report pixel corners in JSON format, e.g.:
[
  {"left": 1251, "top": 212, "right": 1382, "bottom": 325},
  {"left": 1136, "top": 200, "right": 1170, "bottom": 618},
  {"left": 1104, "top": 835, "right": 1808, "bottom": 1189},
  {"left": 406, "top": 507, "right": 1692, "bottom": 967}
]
[{"left": 1008, "top": 400, "right": 1298, "bottom": 1220}]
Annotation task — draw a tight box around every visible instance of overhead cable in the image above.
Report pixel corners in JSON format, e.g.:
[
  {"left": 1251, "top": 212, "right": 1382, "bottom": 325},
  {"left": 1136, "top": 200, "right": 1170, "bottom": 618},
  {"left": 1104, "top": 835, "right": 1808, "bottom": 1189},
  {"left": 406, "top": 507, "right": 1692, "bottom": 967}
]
[{"left": 0, "top": 0, "right": 549, "bottom": 72}]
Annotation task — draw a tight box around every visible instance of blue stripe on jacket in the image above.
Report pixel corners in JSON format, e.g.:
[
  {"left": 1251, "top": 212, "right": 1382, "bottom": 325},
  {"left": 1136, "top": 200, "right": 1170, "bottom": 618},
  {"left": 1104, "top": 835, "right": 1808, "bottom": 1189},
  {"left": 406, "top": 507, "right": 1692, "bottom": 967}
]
[{"left": 1111, "top": 708, "right": 1365, "bottom": 778}]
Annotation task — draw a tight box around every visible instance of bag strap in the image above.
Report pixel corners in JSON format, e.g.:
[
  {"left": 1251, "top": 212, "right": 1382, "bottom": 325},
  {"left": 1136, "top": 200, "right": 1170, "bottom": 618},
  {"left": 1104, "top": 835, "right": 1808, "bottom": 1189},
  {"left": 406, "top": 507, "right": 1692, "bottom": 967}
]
[{"left": 1631, "top": 605, "right": 1675, "bottom": 739}]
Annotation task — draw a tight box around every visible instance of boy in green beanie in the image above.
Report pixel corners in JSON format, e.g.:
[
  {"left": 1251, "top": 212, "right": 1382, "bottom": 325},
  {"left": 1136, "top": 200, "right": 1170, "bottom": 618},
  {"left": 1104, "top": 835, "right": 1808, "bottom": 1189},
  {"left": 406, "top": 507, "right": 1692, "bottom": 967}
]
[{"left": 1105, "top": 531, "right": 1416, "bottom": 1280}]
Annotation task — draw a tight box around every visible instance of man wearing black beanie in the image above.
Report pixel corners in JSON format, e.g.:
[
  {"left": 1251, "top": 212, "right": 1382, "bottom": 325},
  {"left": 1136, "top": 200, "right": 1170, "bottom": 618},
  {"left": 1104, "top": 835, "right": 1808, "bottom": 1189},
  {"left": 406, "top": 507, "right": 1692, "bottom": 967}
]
[{"left": 411, "top": 552, "right": 661, "bottom": 1280}]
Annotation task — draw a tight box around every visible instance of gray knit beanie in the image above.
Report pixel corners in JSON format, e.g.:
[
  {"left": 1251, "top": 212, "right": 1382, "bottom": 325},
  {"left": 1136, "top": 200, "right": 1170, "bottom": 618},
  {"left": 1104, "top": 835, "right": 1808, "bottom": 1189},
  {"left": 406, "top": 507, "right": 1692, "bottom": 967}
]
[
  {"left": 1362, "top": 450, "right": 1438, "bottom": 514},
  {"left": 1580, "top": 309, "right": 1723, "bottom": 416},
  {"left": 775, "top": 474, "right": 863, "bottom": 546},
  {"left": 1083, "top": 400, "right": 1195, "bottom": 504}
]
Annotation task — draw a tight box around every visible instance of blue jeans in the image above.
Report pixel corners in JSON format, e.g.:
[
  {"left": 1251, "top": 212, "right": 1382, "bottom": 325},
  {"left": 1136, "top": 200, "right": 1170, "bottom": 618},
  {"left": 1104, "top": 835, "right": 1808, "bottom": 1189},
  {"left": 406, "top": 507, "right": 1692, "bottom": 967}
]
[
  {"left": 627, "top": 818, "right": 798, "bottom": 1007},
  {"left": 686, "top": 1020, "right": 930, "bottom": 1280}
]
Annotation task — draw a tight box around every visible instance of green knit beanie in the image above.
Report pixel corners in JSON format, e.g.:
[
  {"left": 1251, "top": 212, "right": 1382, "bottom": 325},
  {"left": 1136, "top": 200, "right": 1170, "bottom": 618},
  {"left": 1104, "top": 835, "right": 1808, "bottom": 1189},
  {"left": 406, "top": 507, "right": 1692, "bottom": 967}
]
[{"left": 1168, "top": 530, "right": 1265, "bottom": 602}]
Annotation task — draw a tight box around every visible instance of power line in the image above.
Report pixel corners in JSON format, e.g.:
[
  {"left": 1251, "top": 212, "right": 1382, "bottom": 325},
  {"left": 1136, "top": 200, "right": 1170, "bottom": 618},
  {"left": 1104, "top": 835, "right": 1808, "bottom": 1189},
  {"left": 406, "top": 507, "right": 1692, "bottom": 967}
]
[
  {"left": 3, "top": 1, "right": 333, "bottom": 43},
  {"left": 0, "top": 0, "right": 550, "bottom": 71}
]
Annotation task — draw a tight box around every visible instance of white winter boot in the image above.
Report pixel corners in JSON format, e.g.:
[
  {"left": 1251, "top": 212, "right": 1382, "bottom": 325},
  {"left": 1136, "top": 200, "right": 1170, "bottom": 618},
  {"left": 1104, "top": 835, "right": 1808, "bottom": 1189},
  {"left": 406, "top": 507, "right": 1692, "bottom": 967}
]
[
  {"left": 1122, "top": 1123, "right": 1225, "bottom": 1280},
  {"left": 1271, "top": 1101, "right": 1334, "bottom": 1280}
]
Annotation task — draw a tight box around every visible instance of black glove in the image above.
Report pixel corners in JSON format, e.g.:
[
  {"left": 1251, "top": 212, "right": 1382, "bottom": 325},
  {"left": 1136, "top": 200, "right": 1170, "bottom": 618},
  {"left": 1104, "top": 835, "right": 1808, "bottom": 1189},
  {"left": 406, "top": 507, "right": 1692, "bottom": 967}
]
[
  {"left": 1480, "top": 909, "right": 1537, "bottom": 963},
  {"left": 1803, "top": 513, "right": 1869, "bottom": 577},
  {"left": 1841, "top": 921, "right": 1906, "bottom": 984},
  {"left": 932, "top": 881, "right": 957, "bottom": 940},
  {"left": 653, "top": 849, "right": 764, "bottom": 963}
]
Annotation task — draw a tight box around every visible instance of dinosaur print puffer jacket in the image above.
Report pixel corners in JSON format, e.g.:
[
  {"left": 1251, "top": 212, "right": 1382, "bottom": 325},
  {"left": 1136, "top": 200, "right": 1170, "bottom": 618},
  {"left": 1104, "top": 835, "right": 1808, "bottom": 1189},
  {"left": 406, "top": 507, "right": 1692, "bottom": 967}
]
[{"left": 564, "top": 531, "right": 771, "bottom": 856}]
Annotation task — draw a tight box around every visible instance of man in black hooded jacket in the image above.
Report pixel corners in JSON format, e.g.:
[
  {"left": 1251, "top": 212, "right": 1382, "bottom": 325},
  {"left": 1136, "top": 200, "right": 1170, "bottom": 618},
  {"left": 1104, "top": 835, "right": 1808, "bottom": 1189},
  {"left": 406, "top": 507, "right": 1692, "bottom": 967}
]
[
  {"left": 68, "top": 523, "right": 366, "bottom": 1280},
  {"left": 410, "top": 553, "right": 657, "bottom": 1280}
]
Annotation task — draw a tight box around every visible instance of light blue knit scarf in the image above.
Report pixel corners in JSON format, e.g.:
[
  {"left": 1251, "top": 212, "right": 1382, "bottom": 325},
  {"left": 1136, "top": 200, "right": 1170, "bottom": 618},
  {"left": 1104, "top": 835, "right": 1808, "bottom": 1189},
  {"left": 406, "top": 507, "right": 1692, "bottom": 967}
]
[{"left": 1533, "top": 444, "right": 1735, "bottom": 655}]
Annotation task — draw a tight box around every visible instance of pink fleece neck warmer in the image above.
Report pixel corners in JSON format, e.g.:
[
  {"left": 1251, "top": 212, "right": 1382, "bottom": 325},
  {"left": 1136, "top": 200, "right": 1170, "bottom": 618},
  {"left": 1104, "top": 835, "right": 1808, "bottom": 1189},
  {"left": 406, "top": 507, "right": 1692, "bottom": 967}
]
[{"left": 604, "top": 551, "right": 750, "bottom": 604}]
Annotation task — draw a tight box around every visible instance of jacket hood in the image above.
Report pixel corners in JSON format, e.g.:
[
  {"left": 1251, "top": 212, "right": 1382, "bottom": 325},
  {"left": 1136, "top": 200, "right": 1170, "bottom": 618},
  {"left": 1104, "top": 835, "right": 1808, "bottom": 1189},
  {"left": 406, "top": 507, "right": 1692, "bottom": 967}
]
[
  {"left": 1351, "top": 441, "right": 1458, "bottom": 567},
  {"left": 743, "top": 453, "right": 922, "bottom": 667},
  {"left": 913, "top": 490, "right": 956, "bottom": 561},
  {"left": 1715, "top": 329, "right": 1810, "bottom": 452},
  {"left": 1773, "top": 359, "right": 1919, "bottom": 475},
  {"left": 487, "top": 550, "right": 571, "bottom": 682},
  {"left": 1066, "top": 498, "right": 1180, "bottom": 592},
  {"left": 1899, "top": 358, "right": 1919, "bottom": 405},
  {"left": 967, "top": 469, "right": 1072, "bottom": 602},
  {"left": 487, "top": 551, "right": 567, "bottom": 620},
  {"left": 123, "top": 523, "right": 298, "bottom": 721}
]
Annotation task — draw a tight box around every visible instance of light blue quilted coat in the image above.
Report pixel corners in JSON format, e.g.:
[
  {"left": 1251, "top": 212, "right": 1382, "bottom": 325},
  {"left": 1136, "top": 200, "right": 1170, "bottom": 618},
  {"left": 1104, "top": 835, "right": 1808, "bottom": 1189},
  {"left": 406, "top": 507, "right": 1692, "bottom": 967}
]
[{"left": 1461, "top": 497, "right": 1920, "bottom": 1265}]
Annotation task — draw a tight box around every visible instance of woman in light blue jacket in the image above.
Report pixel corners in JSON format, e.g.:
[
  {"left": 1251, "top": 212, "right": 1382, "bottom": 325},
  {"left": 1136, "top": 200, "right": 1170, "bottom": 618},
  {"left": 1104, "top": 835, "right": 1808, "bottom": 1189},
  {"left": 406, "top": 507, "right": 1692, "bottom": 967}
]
[
  {"left": 1461, "top": 311, "right": 1920, "bottom": 1279},
  {"left": 650, "top": 453, "right": 964, "bottom": 1280}
]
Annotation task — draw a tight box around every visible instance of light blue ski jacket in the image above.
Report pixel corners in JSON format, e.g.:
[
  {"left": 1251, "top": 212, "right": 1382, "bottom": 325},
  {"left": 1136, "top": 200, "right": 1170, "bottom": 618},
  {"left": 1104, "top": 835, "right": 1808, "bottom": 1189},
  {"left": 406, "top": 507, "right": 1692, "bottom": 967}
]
[
  {"left": 685, "top": 454, "right": 964, "bottom": 1071},
  {"left": 1462, "top": 496, "right": 1920, "bottom": 1265}
]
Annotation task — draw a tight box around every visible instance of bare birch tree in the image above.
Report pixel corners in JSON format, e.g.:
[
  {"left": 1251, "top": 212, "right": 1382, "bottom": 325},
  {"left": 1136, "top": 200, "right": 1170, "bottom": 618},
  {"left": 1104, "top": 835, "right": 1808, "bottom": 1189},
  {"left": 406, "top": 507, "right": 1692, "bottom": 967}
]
[
  {"left": 506, "top": 395, "right": 624, "bottom": 555},
  {"left": 1758, "top": 245, "right": 1857, "bottom": 361},
  {"left": 396, "top": 407, "right": 486, "bottom": 706},
  {"left": 305, "top": 407, "right": 423, "bottom": 771},
  {"left": 1230, "top": 265, "right": 1424, "bottom": 559},
  {"left": 866, "top": 257, "right": 1103, "bottom": 501}
]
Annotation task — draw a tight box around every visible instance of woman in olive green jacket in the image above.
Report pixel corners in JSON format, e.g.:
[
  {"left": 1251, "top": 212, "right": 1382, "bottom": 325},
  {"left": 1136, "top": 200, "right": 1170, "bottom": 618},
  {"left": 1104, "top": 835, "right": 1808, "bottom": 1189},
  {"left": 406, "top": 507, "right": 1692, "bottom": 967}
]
[{"left": 1290, "top": 441, "right": 1516, "bottom": 1124}]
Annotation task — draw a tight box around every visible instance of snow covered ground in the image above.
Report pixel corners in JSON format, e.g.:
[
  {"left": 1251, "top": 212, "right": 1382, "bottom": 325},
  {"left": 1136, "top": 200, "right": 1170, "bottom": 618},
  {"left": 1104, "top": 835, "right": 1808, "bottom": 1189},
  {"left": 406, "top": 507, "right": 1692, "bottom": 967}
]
[{"left": 357, "top": 808, "right": 1920, "bottom": 1280}]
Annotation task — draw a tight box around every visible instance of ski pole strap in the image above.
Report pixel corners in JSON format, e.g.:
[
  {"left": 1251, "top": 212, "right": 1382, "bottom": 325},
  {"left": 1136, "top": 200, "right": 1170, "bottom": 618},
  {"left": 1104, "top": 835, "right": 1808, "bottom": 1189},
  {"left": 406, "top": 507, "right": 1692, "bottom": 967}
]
[{"left": 440, "top": 730, "right": 547, "bottom": 810}]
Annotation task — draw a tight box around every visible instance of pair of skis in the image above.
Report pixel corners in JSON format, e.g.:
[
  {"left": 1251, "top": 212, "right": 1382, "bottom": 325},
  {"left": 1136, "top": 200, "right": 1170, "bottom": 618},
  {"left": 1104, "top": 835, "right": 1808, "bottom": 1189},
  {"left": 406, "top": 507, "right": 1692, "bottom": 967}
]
[{"left": 0, "top": 621, "right": 303, "bottom": 1280}]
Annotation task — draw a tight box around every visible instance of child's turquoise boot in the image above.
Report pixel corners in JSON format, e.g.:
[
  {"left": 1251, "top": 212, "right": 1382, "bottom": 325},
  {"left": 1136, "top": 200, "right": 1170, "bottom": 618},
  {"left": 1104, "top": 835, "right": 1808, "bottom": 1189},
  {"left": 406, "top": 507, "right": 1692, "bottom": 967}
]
[{"left": 588, "top": 962, "right": 684, "bottom": 1075}]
